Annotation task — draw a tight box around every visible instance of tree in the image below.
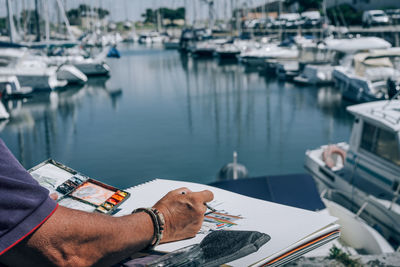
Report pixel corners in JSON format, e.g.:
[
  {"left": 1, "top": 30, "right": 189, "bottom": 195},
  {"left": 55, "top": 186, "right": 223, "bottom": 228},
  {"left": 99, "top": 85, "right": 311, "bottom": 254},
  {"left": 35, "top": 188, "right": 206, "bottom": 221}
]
[
  {"left": 141, "top": 8, "right": 156, "bottom": 24},
  {"left": 0, "top": 17, "right": 7, "bottom": 35},
  {"left": 326, "top": 4, "right": 362, "bottom": 26},
  {"left": 285, "top": 0, "right": 323, "bottom": 12},
  {"left": 94, "top": 7, "right": 109, "bottom": 20},
  {"left": 67, "top": 5, "right": 109, "bottom": 25},
  {"left": 141, "top": 7, "right": 185, "bottom": 24}
]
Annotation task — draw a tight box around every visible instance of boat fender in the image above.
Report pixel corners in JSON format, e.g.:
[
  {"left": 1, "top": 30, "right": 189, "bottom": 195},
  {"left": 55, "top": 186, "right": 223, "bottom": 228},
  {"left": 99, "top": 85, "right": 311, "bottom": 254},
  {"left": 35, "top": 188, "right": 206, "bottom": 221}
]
[{"left": 322, "top": 145, "right": 346, "bottom": 169}]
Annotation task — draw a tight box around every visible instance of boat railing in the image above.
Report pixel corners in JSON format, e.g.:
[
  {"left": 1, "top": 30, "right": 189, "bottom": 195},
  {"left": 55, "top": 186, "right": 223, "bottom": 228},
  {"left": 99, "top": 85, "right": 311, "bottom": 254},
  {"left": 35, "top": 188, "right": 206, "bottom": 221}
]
[
  {"left": 370, "top": 108, "right": 400, "bottom": 125},
  {"left": 389, "top": 182, "right": 400, "bottom": 211},
  {"left": 323, "top": 189, "right": 400, "bottom": 229}
]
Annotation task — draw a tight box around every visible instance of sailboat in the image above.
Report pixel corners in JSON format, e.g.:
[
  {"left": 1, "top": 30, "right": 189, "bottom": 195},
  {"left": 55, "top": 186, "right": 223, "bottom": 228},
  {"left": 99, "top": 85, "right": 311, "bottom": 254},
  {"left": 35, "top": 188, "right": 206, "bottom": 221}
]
[{"left": 0, "top": 48, "right": 68, "bottom": 91}]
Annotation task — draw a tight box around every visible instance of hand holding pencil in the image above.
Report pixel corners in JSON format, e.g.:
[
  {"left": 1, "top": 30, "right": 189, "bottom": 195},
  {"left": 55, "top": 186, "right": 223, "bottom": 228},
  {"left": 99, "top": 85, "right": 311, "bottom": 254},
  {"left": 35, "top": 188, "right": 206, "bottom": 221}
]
[{"left": 153, "top": 187, "right": 214, "bottom": 243}]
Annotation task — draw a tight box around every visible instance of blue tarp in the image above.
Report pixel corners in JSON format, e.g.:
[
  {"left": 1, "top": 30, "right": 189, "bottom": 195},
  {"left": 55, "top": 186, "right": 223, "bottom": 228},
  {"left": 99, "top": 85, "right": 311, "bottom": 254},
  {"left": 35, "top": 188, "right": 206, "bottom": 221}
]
[
  {"left": 107, "top": 47, "right": 121, "bottom": 58},
  {"left": 208, "top": 174, "right": 325, "bottom": 212}
]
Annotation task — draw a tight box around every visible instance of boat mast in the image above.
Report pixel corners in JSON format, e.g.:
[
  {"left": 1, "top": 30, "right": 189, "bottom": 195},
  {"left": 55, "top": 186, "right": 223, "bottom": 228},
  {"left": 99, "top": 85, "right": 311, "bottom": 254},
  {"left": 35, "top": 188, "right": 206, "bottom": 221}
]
[
  {"left": 208, "top": 0, "right": 215, "bottom": 32},
  {"left": 235, "top": 0, "right": 240, "bottom": 37},
  {"left": 34, "top": 0, "right": 41, "bottom": 41},
  {"left": 6, "top": 0, "right": 20, "bottom": 43},
  {"left": 192, "top": 0, "right": 197, "bottom": 27},
  {"left": 55, "top": 0, "right": 76, "bottom": 41},
  {"left": 157, "top": 8, "right": 162, "bottom": 32},
  {"left": 278, "top": 0, "right": 282, "bottom": 42},
  {"left": 233, "top": 151, "right": 238, "bottom": 180},
  {"left": 44, "top": 0, "right": 50, "bottom": 47}
]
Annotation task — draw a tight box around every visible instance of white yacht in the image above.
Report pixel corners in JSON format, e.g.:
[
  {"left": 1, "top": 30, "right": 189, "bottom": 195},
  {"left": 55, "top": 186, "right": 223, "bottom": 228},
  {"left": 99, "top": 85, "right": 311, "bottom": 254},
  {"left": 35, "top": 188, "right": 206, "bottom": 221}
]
[
  {"left": 138, "top": 32, "right": 165, "bottom": 44},
  {"left": 189, "top": 39, "right": 228, "bottom": 57},
  {"left": 276, "top": 61, "right": 300, "bottom": 80},
  {"left": 333, "top": 49, "right": 400, "bottom": 102},
  {"left": 0, "top": 48, "right": 86, "bottom": 88},
  {"left": 0, "top": 101, "right": 9, "bottom": 120},
  {"left": 0, "top": 50, "right": 67, "bottom": 91},
  {"left": 215, "top": 43, "right": 241, "bottom": 59},
  {"left": 239, "top": 44, "right": 299, "bottom": 67},
  {"left": 44, "top": 48, "right": 110, "bottom": 77},
  {"left": 306, "top": 190, "right": 394, "bottom": 257},
  {"left": 293, "top": 37, "right": 392, "bottom": 86},
  {"left": 305, "top": 100, "right": 400, "bottom": 245},
  {"left": 0, "top": 75, "right": 32, "bottom": 98},
  {"left": 324, "top": 36, "right": 391, "bottom": 54},
  {"left": 163, "top": 37, "right": 180, "bottom": 49},
  {"left": 215, "top": 39, "right": 260, "bottom": 60},
  {"left": 209, "top": 173, "right": 395, "bottom": 257}
]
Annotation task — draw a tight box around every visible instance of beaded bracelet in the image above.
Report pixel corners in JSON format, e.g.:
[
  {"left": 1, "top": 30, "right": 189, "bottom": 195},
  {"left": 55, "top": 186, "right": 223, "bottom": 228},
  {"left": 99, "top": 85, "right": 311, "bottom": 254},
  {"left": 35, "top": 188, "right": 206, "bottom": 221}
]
[{"left": 132, "top": 207, "right": 165, "bottom": 249}]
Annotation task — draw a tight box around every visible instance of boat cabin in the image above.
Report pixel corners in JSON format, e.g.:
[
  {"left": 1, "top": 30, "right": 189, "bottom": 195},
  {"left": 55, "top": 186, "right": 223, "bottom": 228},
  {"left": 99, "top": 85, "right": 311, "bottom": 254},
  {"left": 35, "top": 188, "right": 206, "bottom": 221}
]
[{"left": 346, "top": 101, "right": 400, "bottom": 198}]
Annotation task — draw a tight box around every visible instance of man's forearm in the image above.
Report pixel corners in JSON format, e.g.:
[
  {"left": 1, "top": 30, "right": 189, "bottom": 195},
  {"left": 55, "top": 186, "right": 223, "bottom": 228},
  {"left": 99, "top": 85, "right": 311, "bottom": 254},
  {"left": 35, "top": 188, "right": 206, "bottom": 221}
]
[{"left": 0, "top": 206, "right": 154, "bottom": 267}]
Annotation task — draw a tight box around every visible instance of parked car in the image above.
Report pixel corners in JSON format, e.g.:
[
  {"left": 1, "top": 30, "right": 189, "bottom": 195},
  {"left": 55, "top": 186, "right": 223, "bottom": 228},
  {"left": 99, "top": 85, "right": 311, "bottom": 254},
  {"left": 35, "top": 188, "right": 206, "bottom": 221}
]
[
  {"left": 301, "top": 11, "right": 322, "bottom": 28},
  {"left": 386, "top": 9, "right": 400, "bottom": 24},
  {"left": 271, "top": 17, "right": 287, "bottom": 29},
  {"left": 362, "top": 10, "right": 390, "bottom": 27},
  {"left": 279, "top": 13, "right": 302, "bottom": 29},
  {"left": 253, "top": 18, "right": 275, "bottom": 29}
]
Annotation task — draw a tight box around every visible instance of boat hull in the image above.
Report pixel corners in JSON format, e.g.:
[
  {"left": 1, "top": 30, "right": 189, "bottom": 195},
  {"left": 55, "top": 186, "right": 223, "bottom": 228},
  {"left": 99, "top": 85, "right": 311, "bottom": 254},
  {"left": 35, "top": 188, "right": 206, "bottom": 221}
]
[
  {"left": 305, "top": 144, "right": 400, "bottom": 246},
  {"left": 75, "top": 62, "right": 110, "bottom": 76}
]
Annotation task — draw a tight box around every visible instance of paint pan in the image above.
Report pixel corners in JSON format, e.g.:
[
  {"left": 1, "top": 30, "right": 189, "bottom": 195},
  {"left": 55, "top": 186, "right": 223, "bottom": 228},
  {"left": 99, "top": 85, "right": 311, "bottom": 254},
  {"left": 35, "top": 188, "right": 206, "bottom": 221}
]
[
  {"left": 28, "top": 160, "right": 131, "bottom": 215},
  {"left": 111, "top": 194, "right": 124, "bottom": 202},
  {"left": 107, "top": 198, "right": 119, "bottom": 205}
]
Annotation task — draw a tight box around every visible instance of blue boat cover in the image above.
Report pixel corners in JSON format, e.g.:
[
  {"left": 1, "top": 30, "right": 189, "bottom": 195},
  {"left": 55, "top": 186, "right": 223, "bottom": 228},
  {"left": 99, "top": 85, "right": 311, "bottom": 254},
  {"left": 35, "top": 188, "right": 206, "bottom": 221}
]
[
  {"left": 107, "top": 47, "right": 121, "bottom": 58},
  {"left": 208, "top": 174, "right": 325, "bottom": 211}
]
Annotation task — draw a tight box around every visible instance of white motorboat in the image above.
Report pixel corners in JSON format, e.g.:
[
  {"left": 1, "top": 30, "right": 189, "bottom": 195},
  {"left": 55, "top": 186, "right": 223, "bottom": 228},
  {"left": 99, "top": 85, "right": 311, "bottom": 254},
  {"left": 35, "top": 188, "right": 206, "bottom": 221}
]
[
  {"left": 293, "top": 37, "right": 393, "bottom": 87},
  {"left": 333, "top": 48, "right": 400, "bottom": 102},
  {"left": 306, "top": 191, "right": 394, "bottom": 257},
  {"left": 324, "top": 37, "right": 391, "bottom": 54},
  {"left": 70, "top": 58, "right": 110, "bottom": 76},
  {"left": 215, "top": 40, "right": 260, "bottom": 60},
  {"left": 44, "top": 48, "right": 110, "bottom": 77},
  {"left": 293, "top": 64, "right": 334, "bottom": 85},
  {"left": 276, "top": 61, "right": 300, "bottom": 80},
  {"left": 138, "top": 32, "right": 166, "bottom": 45},
  {"left": 0, "top": 101, "right": 9, "bottom": 120},
  {"left": 0, "top": 75, "right": 32, "bottom": 98},
  {"left": 163, "top": 38, "right": 180, "bottom": 49},
  {"left": 322, "top": 191, "right": 394, "bottom": 254},
  {"left": 0, "top": 48, "right": 87, "bottom": 87},
  {"left": 189, "top": 40, "right": 222, "bottom": 57},
  {"left": 215, "top": 43, "right": 241, "bottom": 59},
  {"left": 239, "top": 44, "right": 299, "bottom": 67},
  {"left": 209, "top": 174, "right": 394, "bottom": 257},
  {"left": 0, "top": 55, "right": 67, "bottom": 91},
  {"left": 305, "top": 100, "right": 400, "bottom": 245},
  {"left": 56, "top": 64, "right": 88, "bottom": 84}
]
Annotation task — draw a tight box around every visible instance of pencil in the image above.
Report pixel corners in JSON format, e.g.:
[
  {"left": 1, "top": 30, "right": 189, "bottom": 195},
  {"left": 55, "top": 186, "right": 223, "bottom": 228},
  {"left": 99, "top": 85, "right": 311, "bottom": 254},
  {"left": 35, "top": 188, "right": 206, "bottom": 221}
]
[{"left": 204, "top": 203, "right": 216, "bottom": 212}]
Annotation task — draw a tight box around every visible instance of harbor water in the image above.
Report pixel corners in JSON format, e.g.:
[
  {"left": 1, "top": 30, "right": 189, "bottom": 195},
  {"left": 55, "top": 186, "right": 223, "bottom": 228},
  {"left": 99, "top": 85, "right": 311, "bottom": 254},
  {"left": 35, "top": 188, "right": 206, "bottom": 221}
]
[{"left": 1, "top": 44, "right": 354, "bottom": 189}]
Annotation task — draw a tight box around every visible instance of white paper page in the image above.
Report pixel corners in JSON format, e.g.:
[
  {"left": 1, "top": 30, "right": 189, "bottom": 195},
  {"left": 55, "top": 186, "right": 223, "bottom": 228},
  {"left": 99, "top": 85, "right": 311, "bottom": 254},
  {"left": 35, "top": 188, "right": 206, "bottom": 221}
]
[
  {"left": 30, "top": 163, "right": 74, "bottom": 195},
  {"left": 118, "top": 179, "right": 338, "bottom": 265}
]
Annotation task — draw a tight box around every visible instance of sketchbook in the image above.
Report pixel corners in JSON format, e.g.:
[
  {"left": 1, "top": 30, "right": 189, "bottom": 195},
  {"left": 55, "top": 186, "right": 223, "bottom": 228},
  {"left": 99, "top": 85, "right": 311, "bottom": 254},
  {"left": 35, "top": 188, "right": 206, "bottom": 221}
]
[{"left": 117, "top": 179, "right": 340, "bottom": 267}]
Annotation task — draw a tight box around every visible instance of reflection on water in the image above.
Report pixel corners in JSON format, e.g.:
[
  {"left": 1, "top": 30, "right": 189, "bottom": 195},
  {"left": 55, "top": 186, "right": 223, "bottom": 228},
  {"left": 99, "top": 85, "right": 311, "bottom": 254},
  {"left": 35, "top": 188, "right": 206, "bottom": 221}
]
[{"left": 0, "top": 44, "right": 354, "bottom": 188}]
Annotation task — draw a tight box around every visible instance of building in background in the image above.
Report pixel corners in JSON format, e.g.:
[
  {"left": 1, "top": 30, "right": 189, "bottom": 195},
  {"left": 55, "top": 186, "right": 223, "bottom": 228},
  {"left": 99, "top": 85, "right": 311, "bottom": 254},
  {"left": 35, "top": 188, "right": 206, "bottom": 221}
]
[{"left": 326, "top": 0, "right": 399, "bottom": 11}]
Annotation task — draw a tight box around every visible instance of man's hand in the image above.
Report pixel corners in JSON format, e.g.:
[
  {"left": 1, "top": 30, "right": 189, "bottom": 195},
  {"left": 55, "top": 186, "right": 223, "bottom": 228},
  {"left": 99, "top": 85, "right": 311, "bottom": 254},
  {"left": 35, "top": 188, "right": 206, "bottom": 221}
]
[{"left": 153, "top": 187, "right": 214, "bottom": 243}]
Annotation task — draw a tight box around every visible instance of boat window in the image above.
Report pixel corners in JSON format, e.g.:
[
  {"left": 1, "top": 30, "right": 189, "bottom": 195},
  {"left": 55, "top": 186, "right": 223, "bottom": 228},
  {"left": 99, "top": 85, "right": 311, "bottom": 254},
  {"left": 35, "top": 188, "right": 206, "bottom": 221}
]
[{"left": 360, "top": 122, "right": 400, "bottom": 166}]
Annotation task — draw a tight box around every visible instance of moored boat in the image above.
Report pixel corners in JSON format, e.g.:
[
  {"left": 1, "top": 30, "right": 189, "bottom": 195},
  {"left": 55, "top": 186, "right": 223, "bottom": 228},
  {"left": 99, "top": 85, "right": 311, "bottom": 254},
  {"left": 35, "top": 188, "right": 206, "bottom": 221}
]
[
  {"left": 333, "top": 48, "right": 400, "bottom": 102},
  {"left": 305, "top": 100, "right": 400, "bottom": 246}
]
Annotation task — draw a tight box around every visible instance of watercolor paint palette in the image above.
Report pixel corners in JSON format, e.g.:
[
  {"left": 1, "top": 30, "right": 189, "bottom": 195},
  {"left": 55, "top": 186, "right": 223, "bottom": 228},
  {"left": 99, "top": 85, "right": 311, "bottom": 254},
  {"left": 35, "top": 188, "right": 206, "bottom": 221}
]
[{"left": 29, "top": 159, "right": 130, "bottom": 214}]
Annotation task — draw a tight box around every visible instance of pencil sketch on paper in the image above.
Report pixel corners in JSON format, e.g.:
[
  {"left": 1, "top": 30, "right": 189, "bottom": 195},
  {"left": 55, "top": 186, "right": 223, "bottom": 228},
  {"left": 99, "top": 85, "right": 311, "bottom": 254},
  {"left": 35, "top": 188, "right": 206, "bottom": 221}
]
[{"left": 199, "top": 210, "right": 243, "bottom": 234}]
